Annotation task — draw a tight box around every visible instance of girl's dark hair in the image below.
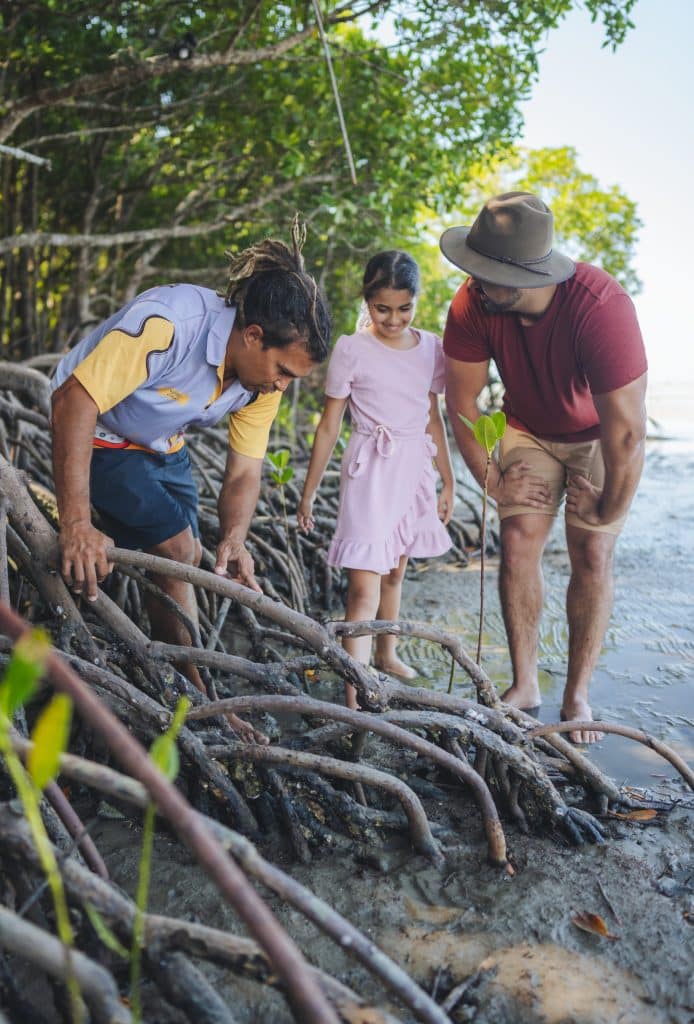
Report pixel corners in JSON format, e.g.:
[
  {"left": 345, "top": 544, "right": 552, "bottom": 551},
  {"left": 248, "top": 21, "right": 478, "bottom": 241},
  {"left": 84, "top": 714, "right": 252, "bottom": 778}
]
[
  {"left": 222, "top": 217, "right": 331, "bottom": 362},
  {"left": 362, "top": 250, "right": 420, "bottom": 300}
]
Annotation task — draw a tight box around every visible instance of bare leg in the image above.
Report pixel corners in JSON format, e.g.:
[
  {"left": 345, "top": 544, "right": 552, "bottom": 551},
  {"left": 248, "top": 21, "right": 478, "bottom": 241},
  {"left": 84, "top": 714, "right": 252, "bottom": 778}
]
[
  {"left": 342, "top": 569, "right": 382, "bottom": 709},
  {"left": 562, "top": 525, "right": 616, "bottom": 744},
  {"left": 498, "top": 513, "right": 554, "bottom": 710},
  {"left": 145, "top": 528, "right": 267, "bottom": 743},
  {"left": 373, "top": 556, "right": 416, "bottom": 679}
]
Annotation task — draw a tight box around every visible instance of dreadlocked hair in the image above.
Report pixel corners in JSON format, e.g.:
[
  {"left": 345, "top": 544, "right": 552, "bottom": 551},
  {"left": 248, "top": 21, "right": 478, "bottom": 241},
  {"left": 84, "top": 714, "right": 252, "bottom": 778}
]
[{"left": 222, "top": 215, "right": 331, "bottom": 363}]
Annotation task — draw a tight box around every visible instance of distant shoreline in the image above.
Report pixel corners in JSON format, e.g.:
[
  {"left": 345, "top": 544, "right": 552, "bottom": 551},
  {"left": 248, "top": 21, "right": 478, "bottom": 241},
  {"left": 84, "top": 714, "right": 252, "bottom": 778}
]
[{"left": 646, "top": 379, "right": 694, "bottom": 441}]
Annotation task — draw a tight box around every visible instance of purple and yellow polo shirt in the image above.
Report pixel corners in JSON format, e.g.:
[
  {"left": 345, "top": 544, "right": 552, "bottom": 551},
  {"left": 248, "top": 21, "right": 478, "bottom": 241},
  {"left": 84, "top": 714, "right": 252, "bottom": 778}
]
[{"left": 51, "top": 284, "right": 281, "bottom": 458}]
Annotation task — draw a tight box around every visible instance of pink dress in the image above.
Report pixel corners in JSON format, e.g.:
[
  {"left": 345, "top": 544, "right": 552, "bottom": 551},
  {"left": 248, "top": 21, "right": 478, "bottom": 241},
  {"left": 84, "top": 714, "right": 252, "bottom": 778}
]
[{"left": 325, "top": 328, "right": 451, "bottom": 574}]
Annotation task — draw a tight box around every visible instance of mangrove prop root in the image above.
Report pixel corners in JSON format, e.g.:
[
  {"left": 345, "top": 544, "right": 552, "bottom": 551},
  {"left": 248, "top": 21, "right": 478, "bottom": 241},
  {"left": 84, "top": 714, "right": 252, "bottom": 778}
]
[
  {"left": 0, "top": 602, "right": 340, "bottom": 1024},
  {"left": 528, "top": 720, "right": 694, "bottom": 790},
  {"left": 206, "top": 740, "right": 444, "bottom": 866},
  {"left": 0, "top": 804, "right": 388, "bottom": 1024},
  {"left": 43, "top": 779, "right": 109, "bottom": 880},
  {"left": 187, "top": 694, "right": 507, "bottom": 867},
  {"left": 145, "top": 942, "right": 241, "bottom": 1024},
  {"left": 2, "top": 490, "right": 661, "bottom": 846},
  {"left": 4, "top": 747, "right": 450, "bottom": 1024},
  {"left": 0, "top": 903, "right": 130, "bottom": 1024}
]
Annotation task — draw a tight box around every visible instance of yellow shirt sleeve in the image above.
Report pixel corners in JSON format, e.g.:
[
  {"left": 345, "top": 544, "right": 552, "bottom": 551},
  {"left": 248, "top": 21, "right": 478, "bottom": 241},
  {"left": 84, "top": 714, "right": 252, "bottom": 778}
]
[
  {"left": 72, "top": 316, "right": 175, "bottom": 413},
  {"left": 228, "top": 390, "right": 282, "bottom": 458}
]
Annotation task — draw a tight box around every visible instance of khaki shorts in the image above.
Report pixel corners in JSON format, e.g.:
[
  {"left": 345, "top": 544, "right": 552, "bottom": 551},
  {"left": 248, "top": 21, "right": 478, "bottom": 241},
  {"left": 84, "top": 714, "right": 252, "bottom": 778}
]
[{"left": 497, "top": 425, "right": 627, "bottom": 535}]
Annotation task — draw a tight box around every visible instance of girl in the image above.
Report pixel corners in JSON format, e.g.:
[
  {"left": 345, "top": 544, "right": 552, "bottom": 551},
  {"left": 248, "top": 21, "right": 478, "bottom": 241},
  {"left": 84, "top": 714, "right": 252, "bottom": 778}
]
[{"left": 298, "top": 250, "right": 454, "bottom": 708}]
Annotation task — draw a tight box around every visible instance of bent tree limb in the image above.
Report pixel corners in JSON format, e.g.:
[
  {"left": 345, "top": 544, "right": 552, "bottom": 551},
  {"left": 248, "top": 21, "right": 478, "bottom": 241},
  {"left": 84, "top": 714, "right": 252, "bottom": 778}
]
[
  {"left": 107, "top": 547, "right": 392, "bottom": 709},
  {"left": 0, "top": 601, "right": 339, "bottom": 1024},
  {"left": 529, "top": 721, "right": 694, "bottom": 790}
]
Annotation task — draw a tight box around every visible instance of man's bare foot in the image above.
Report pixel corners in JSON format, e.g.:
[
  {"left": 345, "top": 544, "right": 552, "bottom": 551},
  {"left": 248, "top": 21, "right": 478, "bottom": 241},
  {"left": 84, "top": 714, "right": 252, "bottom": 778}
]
[
  {"left": 560, "top": 699, "right": 604, "bottom": 744},
  {"left": 373, "top": 656, "right": 417, "bottom": 680},
  {"left": 499, "top": 683, "right": 541, "bottom": 713},
  {"left": 226, "top": 712, "right": 269, "bottom": 745}
]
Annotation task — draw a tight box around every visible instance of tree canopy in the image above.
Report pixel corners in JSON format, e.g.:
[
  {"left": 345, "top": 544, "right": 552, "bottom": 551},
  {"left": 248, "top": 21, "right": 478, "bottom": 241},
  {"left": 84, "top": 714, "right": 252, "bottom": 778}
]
[{"left": 0, "top": 0, "right": 639, "bottom": 357}]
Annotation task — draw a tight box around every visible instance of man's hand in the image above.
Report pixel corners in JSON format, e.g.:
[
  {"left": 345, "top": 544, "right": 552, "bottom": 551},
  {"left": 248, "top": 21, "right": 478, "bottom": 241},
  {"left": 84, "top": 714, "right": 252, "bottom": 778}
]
[
  {"left": 60, "top": 520, "right": 114, "bottom": 601},
  {"left": 214, "top": 536, "right": 262, "bottom": 593},
  {"left": 566, "top": 474, "right": 603, "bottom": 526},
  {"left": 493, "top": 461, "right": 552, "bottom": 509}
]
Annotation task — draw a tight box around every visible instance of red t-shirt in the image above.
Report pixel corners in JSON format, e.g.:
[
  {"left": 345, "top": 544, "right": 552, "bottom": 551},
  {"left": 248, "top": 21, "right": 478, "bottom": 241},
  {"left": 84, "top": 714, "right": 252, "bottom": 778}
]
[{"left": 443, "top": 263, "right": 647, "bottom": 442}]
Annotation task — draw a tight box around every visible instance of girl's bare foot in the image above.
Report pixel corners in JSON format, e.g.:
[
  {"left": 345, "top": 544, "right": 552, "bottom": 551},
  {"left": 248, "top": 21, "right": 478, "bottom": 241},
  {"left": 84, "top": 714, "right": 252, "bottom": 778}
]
[{"left": 373, "top": 656, "right": 417, "bottom": 680}]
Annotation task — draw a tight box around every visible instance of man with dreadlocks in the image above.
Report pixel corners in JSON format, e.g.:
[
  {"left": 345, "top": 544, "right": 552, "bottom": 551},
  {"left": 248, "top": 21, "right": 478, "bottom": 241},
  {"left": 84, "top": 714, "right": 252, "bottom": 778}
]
[{"left": 50, "top": 222, "right": 331, "bottom": 742}]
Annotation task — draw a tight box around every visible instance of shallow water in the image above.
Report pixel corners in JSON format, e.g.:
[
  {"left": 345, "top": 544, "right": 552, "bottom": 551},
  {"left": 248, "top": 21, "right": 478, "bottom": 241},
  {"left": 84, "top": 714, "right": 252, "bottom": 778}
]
[{"left": 398, "top": 425, "right": 694, "bottom": 788}]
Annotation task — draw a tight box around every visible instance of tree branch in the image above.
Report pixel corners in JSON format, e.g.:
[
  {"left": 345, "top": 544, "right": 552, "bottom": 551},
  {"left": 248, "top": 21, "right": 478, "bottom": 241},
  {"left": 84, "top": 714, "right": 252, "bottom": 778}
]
[
  {"left": 0, "top": 143, "right": 52, "bottom": 168},
  {"left": 0, "top": 30, "right": 317, "bottom": 144},
  {"left": 0, "top": 173, "right": 336, "bottom": 255}
]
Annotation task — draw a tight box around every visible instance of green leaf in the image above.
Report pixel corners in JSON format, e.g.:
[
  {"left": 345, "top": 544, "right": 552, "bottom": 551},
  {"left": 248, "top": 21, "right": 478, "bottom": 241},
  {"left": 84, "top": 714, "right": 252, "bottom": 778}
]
[
  {"left": 170, "top": 696, "right": 191, "bottom": 736},
  {"left": 473, "top": 415, "right": 498, "bottom": 455},
  {"left": 268, "top": 448, "right": 290, "bottom": 470},
  {"left": 149, "top": 697, "right": 190, "bottom": 782},
  {"left": 150, "top": 734, "right": 179, "bottom": 782},
  {"left": 28, "top": 694, "right": 72, "bottom": 790},
  {"left": 0, "top": 630, "right": 51, "bottom": 718},
  {"left": 458, "top": 414, "right": 475, "bottom": 432},
  {"left": 491, "top": 410, "right": 507, "bottom": 439},
  {"left": 84, "top": 903, "right": 129, "bottom": 959}
]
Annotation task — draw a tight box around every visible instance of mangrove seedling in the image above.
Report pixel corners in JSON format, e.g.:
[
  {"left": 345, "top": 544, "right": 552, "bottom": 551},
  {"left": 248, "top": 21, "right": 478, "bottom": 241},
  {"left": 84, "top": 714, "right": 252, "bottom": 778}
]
[
  {"left": 267, "top": 446, "right": 299, "bottom": 604},
  {"left": 0, "top": 630, "right": 83, "bottom": 1023},
  {"left": 130, "top": 696, "right": 191, "bottom": 1023},
  {"left": 455, "top": 410, "right": 507, "bottom": 672}
]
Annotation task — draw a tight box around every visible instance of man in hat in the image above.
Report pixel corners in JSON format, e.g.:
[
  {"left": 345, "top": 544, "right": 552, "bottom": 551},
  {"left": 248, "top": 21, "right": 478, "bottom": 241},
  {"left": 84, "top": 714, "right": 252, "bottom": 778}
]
[{"left": 441, "top": 192, "right": 647, "bottom": 743}]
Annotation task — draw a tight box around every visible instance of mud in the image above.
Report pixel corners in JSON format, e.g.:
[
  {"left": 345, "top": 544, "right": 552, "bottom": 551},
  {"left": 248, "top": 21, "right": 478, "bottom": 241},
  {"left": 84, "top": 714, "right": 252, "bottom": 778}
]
[{"left": 93, "top": 767, "right": 692, "bottom": 1023}]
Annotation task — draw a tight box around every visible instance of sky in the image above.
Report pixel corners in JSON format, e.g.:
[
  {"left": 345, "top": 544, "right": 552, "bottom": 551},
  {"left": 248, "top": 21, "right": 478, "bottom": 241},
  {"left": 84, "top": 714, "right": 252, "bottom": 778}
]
[{"left": 518, "top": 0, "right": 694, "bottom": 390}]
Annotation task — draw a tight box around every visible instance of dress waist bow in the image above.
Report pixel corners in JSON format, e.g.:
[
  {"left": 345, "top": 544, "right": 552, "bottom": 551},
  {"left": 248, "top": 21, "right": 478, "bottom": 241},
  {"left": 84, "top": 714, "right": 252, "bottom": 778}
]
[{"left": 347, "top": 423, "right": 436, "bottom": 478}]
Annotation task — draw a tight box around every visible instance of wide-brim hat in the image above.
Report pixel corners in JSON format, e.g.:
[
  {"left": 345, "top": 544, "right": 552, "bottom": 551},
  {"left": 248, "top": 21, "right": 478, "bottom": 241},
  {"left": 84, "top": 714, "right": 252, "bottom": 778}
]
[{"left": 440, "top": 192, "right": 575, "bottom": 288}]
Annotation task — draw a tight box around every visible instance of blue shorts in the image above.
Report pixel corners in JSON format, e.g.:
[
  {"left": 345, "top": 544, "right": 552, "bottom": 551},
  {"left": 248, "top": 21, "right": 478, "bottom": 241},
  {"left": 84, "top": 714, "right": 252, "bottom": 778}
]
[{"left": 90, "top": 447, "right": 199, "bottom": 550}]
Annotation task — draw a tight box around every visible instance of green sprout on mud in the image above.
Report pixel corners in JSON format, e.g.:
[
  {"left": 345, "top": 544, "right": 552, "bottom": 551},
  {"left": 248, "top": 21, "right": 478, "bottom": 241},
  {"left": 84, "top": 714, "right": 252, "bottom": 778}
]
[
  {"left": 267, "top": 446, "right": 294, "bottom": 537},
  {"left": 129, "top": 696, "right": 191, "bottom": 1023},
  {"left": 0, "top": 631, "right": 83, "bottom": 1023},
  {"left": 267, "top": 447, "right": 298, "bottom": 604},
  {"left": 452, "top": 411, "right": 507, "bottom": 682}
]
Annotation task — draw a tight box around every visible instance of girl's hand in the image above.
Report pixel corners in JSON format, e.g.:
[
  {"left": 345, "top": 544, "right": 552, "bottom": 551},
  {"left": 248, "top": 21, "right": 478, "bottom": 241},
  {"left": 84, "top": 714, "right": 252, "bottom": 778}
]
[
  {"left": 438, "top": 482, "right": 454, "bottom": 525},
  {"left": 297, "top": 495, "right": 315, "bottom": 534}
]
